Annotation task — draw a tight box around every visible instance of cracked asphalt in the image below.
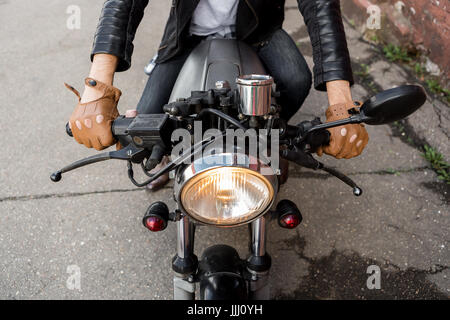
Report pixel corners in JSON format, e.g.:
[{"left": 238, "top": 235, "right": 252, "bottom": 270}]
[{"left": 0, "top": 0, "right": 448, "bottom": 299}]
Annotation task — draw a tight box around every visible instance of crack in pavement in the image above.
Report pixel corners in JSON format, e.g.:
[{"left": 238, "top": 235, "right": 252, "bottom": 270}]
[
  {"left": 0, "top": 186, "right": 172, "bottom": 203},
  {"left": 432, "top": 102, "right": 450, "bottom": 140},
  {"left": 0, "top": 167, "right": 428, "bottom": 203}
]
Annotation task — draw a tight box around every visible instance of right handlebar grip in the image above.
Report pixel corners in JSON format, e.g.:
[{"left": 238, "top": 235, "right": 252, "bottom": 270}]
[
  {"left": 66, "top": 122, "right": 73, "bottom": 137},
  {"left": 307, "top": 128, "right": 331, "bottom": 150}
]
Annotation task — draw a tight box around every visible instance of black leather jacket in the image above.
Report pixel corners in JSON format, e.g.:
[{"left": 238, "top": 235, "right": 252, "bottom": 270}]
[{"left": 92, "top": 0, "right": 353, "bottom": 91}]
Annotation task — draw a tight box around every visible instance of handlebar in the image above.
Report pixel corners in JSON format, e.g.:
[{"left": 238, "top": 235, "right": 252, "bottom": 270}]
[
  {"left": 59, "top": 114, "right": 362, "bottom": 196},
  {"left": 56, "top": 85, "right": 427, "bottom": 196},
  {"left": 67, "top": 115, "right": 333, "bottom": 154}
]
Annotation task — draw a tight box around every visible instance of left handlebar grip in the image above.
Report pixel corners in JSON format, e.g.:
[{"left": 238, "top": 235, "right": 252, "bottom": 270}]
[
  {"left": 66, "top": 122, "right": 73, "bottom": 137},
  {"left": 66, "top": 118, "right": 129, "bottom": 139}
]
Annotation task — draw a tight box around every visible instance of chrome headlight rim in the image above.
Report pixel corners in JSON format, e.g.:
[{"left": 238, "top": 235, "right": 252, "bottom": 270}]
[{"left": 174, "top": 153, "right": 278, "bottom": 227}]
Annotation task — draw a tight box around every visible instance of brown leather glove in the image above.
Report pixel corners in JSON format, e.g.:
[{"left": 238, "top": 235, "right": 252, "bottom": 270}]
[
  {"left": 316, "top": 101, "right": 369, "bottom": 159},
  {"left": 65, "top": 78, "right": 121, "bottom": 151}
]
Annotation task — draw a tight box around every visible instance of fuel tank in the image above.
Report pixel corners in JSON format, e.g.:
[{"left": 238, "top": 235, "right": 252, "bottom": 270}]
[{"left": 169, "top": 39, "right": 267, "bottom": 102}]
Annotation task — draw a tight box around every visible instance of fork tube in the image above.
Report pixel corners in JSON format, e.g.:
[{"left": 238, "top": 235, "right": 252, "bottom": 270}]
[
  {"left": 251, "top": 216, "right": 266, "bottom": 257},
  {"left": 173, "top": 215, "right": 197, "bottom": 300},
  {"left": 177, "top": 215, "right": 195, "bottom": 259},
  {"left": 248, "top": 216, "right": 271, "bottom": 300}
]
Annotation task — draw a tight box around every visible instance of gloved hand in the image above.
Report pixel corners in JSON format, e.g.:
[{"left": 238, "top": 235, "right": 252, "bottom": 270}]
[
  {"left": 316, "top": 101, "right": 369, "bottom": 159},
  {"left": 65, "top": 78, "right": 121, "bottom": 150}
]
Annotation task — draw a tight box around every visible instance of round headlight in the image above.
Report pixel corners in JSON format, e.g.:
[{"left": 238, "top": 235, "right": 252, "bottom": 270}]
[{"left": 180, "top": 167, "right": 274, "bottom": 226}]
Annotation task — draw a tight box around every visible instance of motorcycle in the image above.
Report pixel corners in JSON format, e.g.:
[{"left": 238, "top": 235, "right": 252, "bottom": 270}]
[{"left": 51, "top": 38, "right": 426, "bottom": 300}]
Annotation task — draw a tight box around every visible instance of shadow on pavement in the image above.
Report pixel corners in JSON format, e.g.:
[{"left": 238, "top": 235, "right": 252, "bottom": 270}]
[{"left": 275, "top": 235, "right": 449, "bottom": 300}]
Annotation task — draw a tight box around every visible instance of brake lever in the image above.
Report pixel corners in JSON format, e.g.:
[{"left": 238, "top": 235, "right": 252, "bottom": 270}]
[
  {"left": 50, "top": 144, "right": 148, "bottom": 182},
  {"left": 281, "top": 148, "right": 362, "bottom": 196}
]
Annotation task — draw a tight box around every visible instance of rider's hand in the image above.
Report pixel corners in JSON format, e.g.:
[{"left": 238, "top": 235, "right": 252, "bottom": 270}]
[
  {"left": 316, "top": 101, "right": 369, "bottom": 159},
  {"left": 316, "top": 80, "right": 369, "bottom": 159},
  {"left": 65, "top": 78, "right": 121, "bottom": 150}
]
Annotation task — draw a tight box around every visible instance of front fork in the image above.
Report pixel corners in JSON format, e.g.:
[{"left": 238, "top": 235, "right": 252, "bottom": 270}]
[
  {"left": 248, "top": 216, "right": 271, "bottom": 300},
  {"left": 172, "top": 215, "right": 271, "bottom": 300},
  {"left": 173, "top": 215, "right": 196, "bottom": 300}
]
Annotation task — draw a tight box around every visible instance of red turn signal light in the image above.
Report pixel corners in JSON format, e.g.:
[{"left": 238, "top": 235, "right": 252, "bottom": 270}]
[
  {"left": 276, "top": 199, "right": 302, "bottom": 229},
  {"left": 143, "top": 202, "right": 169, "bottom": 232},
  {"left": 279, "top": 214, "right": 301, "bottom": 229},
  {"left": 144, "top": 216, "right": 166, "bottom": 232}
]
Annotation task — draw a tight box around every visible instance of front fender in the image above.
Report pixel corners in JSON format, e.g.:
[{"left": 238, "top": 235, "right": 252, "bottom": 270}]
[{"left": 198, "top": 245, "right": 247, "bottom": 300}]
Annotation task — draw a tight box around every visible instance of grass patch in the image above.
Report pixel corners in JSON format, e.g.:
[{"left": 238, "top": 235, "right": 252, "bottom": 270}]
[
  {"left": 381, "top": 43, "right": 449, "bottom": 105},
  {"left": 426, "top": 79, "right": 450, "bottom": 103},
  {"left": 385, "top": 168, "right": 401, "bottom": 176},
  {"left": 414, "top": 63, "right": 426, "bottom": 79},
  {"left": 383, "top": 44, "right": 412, "bottom": 63},
  {"left": 421, "top": 145, "right": 450, "bottom": 184},
  {"left": 370, "top": 35, "right": 379, "bottom": 43},
  {"left": 354, "top": 63, "right": 370, "bottom": 80}
]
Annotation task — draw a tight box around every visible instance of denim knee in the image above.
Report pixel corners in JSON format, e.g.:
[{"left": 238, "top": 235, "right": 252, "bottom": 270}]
[{"left": 287, "top": 66, "right": 312, "bottom": 106}]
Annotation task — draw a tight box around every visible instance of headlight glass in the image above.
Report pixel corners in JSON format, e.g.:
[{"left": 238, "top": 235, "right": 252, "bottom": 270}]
[{"left": 180, "top": 167, "right": 274, "bottom": 226}]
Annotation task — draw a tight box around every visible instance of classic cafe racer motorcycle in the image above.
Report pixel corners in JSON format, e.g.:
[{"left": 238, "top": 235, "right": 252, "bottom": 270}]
[{"left": 51, "top": 39, "right": 426, "bottom": 300}]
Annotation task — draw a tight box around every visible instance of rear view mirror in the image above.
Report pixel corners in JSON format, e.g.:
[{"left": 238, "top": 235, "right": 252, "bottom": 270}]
[{"left": 360, "top": 85, "right": 427, "bottom": 125}]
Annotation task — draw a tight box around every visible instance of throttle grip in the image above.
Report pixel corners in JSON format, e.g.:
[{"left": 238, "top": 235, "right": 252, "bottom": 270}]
[
  {"left": 300, "top": 127, "right": 330, "bottom": 150},
  {"left": 320, "top": 130, "right": 331, "bottom": 146},
  {"left": 295, "top": 118, "right": 330, "bottom": 150}
]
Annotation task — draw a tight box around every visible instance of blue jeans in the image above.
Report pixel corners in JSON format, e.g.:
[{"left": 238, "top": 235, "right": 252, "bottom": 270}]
[{"left": 137, "top": 29, "right": 312, "bottom": 121}]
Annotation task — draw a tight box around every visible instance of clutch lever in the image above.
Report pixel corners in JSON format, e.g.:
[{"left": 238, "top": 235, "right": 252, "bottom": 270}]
[{"left": 50, "top": 144, "right": 148, "bottom": 182}]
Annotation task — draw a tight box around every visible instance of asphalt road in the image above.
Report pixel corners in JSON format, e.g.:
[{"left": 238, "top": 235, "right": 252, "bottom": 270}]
[{"left": 0, "top": 0, "right": 448, "bottom": 299}]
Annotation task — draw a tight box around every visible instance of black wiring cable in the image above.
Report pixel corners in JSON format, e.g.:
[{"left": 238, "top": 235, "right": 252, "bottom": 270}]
[
  {"left": 196, "top": 108, "right": 246, "bottom": 130},
  {"left": 127, "top": 110, "right": 248, "bottom": 187},
  {"left": 127, "top": 130, "right": 231, "bottom": 187}
]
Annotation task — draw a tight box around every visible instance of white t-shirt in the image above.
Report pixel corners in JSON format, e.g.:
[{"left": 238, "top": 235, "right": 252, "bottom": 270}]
[{"left": 189, "top": 0, "right": 239, "bottom": 37}]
